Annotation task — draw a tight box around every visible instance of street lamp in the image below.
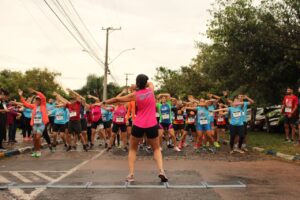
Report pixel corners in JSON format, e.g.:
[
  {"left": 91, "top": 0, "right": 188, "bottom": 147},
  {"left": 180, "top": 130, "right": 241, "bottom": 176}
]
[{"left": 109, "top": 48, "right": 135, "bottom": 65}]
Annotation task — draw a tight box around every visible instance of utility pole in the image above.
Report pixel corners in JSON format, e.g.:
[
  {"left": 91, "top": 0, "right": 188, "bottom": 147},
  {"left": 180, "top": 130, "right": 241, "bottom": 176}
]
[
  {"left": 102, "top": 26, "right": 121, "bottom": 100},
  {"left": 125, "top": 73, "right": 134, "bottom": 88}
]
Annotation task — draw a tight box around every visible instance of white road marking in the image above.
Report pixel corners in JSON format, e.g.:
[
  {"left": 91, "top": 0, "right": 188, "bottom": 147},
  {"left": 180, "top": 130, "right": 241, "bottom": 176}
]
[
  {"left": 0, "top": 174, "right": 10, "bottom": 183},
  {"left": 9, "top": 172, "right": 32, "bottom": 183},
  {"left": 32, "top": 171, "right": 54, "bottom": 182},
  {"left": 0, "top": 170, "right": 68, "bottom": 173},
  {"left": 7, "top": 149, "right": 106, "bottom": 200}
]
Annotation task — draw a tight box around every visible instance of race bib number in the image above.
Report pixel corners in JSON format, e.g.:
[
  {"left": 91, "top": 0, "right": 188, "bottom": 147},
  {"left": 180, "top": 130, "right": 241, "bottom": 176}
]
[
  {"left": 218, "top": 117, "right": 224, "bottom": 122},
  {"left": 116, "top": 117, "right": 124, "bottom": 123},
  {"left": 34, "top": 118, "right": 42, "bottom": 124},
  {"left": 285, "top": 107, "right": 292, "bottom": 113},
  {"left": 199, "top": 119, "right": 208, "bottom": 125},
  {"left": 162, "top": 113, "right": 170, "bottom": 120},
  {"left": 102, "top": 116, "right": 107, "bottom": 121},
  {"left": 56, "top": 115, "right": 63, "bottom": 121},
  {"left": 2, "top": 103, "right": 7, "bottom": 110},
  {"left": 156, "top": 113, "right": 159, "bottom": 118},
  {"left": 209, "top": 111, "right": 213, "bottom": 117},
  {"left": 233, "top": 111, "right": 241, "bottom": 118},
  {"left": 70, "top": 111, "right": 77, "bottom": 117},
  {"left": 177, "top": 115, "right": 183, "bottom": 120},
  {"left": 187, "top": 117, "right": 195, "bottom": 123}
]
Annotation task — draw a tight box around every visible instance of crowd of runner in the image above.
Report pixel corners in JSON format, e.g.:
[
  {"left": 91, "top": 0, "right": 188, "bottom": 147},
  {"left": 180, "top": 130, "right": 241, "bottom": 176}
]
[{"left": 0, "top": 81, "right": 299, "bottom": 158}]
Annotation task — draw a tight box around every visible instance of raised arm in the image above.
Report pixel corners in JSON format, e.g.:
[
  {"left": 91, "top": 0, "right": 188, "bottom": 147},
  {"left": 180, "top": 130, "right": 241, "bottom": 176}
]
[
  {"left": 243, "top": 95, "right": 255, "bottom": 105},
  {"left": 53, "top": 92, "right": 70, "bottom": 105},
  {"left": 104, "top": 93, "right": 136, "bottom": 104},
  {"left": 207, "top": 93, "right": 221, "bottom": 100},
  {"left": 18, "top": 89, "right": 35, "bottom": 109},
  {"left": 67, "top": 89, "right": 85, "bottom": 102}
]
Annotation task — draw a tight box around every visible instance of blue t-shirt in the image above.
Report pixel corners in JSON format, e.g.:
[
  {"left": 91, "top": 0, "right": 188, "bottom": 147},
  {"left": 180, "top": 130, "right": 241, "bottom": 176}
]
[
  {"left": 101, "top": 108, "right": 110, "bottom": 122},
  {"left": 53, "top": 108, "right": 68, "bottom": 124},
  {"left": 160, "top": 104, "right": 172, "bottom": 124},
  {"left": 34, "top": 106, "right": 43, "bottom": 125},
  {"left": 242, "top": 102, "right": 249, "bottom": 122},
  {"left": 208, "top": 105, "right": 215, "bottom": 122},
  {"left": 47, "top": 103, "right": 56, "bottom": 117},
  {"left": 196, "top": 106, "right": 210, "bottom": 126},
  {"left": 23, "top": 108, "right": 32, "bottom": 118},
  {"left": 229, "top": 106, "right": 244, "bottom": 126}
]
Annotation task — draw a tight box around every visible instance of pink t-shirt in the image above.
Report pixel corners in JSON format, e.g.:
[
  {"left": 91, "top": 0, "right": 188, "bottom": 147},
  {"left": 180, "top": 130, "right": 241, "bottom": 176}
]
[
  {"left": 113, "top": 105, "right": 127, "bottom": 124},
  {"left": 133, "top": 88, "right": 157, "bottom": 128},
  {"left": 91, "top": 105, "right": 102, "bottom": 122}
]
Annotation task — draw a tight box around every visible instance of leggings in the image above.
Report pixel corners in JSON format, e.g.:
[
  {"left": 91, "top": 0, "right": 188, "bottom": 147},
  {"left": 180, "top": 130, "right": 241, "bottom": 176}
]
[
  {"left": 229, "top": 125, "right": 244, "bottom": 150},
  {"left": 87, "top": 126, "right": 92, "bottom": 143},
  {"left": 0, "top": 116, "right": 6, "bottom": 146},
  {"left": 22, "top": 117, "right": 32, "bottom": 138},
  {"left": 8, "top": 123, "right": 17, "bottom": 141},
  {"left": 42, "top": 123, "right": 51, "bottom": 145}
]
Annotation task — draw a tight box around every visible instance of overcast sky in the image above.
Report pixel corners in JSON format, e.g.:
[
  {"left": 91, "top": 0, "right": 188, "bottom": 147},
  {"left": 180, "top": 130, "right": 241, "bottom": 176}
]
[{"left": 0, "top": 0, "right": 215, "bottom": 89}]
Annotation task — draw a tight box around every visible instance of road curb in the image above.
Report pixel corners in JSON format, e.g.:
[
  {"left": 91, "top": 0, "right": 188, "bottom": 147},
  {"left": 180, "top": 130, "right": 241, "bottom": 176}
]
[
  {"left": 0, "top": 142, "right": 60, "bottom": 159},
  {"left": 223, "top": 139, "right": 297, "bottom": 161}
]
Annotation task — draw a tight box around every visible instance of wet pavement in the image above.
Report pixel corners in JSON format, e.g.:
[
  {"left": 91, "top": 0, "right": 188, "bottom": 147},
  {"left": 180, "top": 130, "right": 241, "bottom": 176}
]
[{"left": 0, "top": 141, "right": 299, "bottom": 200}]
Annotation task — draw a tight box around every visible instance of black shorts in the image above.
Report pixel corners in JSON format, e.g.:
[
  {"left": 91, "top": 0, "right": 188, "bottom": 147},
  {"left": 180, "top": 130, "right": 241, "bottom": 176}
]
[
  {"left": 284, "top": 115, "right": 298, "bottom": 125},
  {"left": 81, "top": 118, "right": 87, "bottom": 131},
  {"left": 217, "top": 124, "right": 227, "bottom": 130},
  {"left": 68, "top": 120, "right": 82, "bottom": 135},
  {"left": 53, "top": 123, "right": 66, "bottom": 133},
  {"left": 159, "top": 123, "right": 173, "bottom": 131},
  {"left": 112, "top": 123, "right": 127, "bottom": 133},
  {"left": 92, "top": 119, "right": 103, "bottom": 129},
  {"left": 103, "top": 120, "right": 112, "bottom": 129},
  {"left": 173, "top": 124, "right": 185, "bottom": 131},
  {"left": 131, "top": 125, "right": 158, "bottom": 139},
  {"left": 184, "top": 124, "right": 196, "bottom": 132}
]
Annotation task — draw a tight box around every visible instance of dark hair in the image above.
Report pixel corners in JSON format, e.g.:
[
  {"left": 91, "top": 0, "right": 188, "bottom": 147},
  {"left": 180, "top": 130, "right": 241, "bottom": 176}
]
[
  {"left": 136, "top": 74, "right": 148, "bottom": 90},
  {"left": 0, "top": 88, "right": 9, "bottom": 96}
]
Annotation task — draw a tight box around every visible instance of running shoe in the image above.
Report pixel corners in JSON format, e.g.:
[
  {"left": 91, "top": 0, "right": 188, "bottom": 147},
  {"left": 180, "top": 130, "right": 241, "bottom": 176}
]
[
  {"left": 125, "top": 174, "right": 135, "bottom": 183},
  {"left": 106, "top": 146, "right": 112, "bottom": 152},
  {"left": 123, "top": 146, "right": 128, "bottom": 152},
  {"left": 145, "top": 146, "right": 153, "bottom": 153},
  {"left": 35, "top": 152, "right": 41, "bottom": 158},
  {"left": 167, "top": 144, "right": 174, "bottom": 149},
  {"left": 242, "top": 147, "right": 249, "bottom": 152},
  {"left": 66, "top": 146, "right": 72, "bottom": 152},
  {"left": 173, "top": 146, "right": 181, "bottom": 152},
  {"left": 208, "top": 147, "right": 216, "bottom": 154},
  {"left": 104, "top": 143, "right": 108, "bottom": 148},
  {"left": 213, "top": 141, "right": 221, "bottom": 148},
  {"left": 49, "top": 145, "right": 53, "bottom": 152},
  {"left": 193, "top": 144, "right": 199, "bottom": 150},
  {"left": 72, "top": 145, "right": 77, "bottom": 150},
  {"left": 158, "top": 172, "right": 168, "bottom": 183},
  {"left": 229, "top": 150, "right": 234, "bottom": 154},
  {"left": 89, "top": 143, "right": 94, "bottom": 149},
  {"left": 31, "top": 152, "right": 36, "bottom": 157},
  {"left": 235, "top": 149, "right": 245, "bottom": 154},
  {"left": 178, "top": 141, "right": 183, "bottom": 149},
  {"left": 83, "top": 145, "right": 88, "bottom": 152},
  {"left": 284, "top": 138, "right": 291, "bottom": 143}
]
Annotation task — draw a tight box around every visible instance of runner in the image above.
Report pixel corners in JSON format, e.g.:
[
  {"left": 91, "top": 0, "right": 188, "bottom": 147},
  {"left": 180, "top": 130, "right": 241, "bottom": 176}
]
[
  {"left": 157, "top": 93, "right": 181, "bottom": 152},
  {"left": 87, "top": 94, "right": 104, "bottom": 149},
  {"left": 53, "top": 91, "right": 88, "bottom": 152},
  {"left": 18, "top": 88, "right": 49, "bottom": 157},
  {"left": 126, "top": 86, "right": 136, "bottom": 141},
  {"left": 107, "top": 102, "right": 128, "bottom": 151},
  {"left": 281, "top": 87, "right": 298, "bottom": 142},
  {"left": 215, "top": 103, "right": 228, "bottom": 145},
  {"left": 0, "top": 89, "right": 9, "bottom": 150},
  {"left": 239, "top": 95, "right": 255, "bottom": 151},
  {"left": 46, "top": 98, "right": 56, "bottom": 134},
  {"left": 51, "top": 102, "right": 69, "bottom": 151},
  {"left": 206, "top": 95, "right": 219, "bottom": 148},
  {"left": 184, "top": 98, "right": 217, "bottom": 153},
  {"left": 21, "top": 98, "right": 33, "bottom": 142},
  {"left": 103, "top": 74, "right": 168, "bottom": 183},
  {"left": 179, "top": 102, "right": 197, "bottom": 149},
  {"left": 214, "top": 97, "right": 247, "bottom": 154},
  {"left": 101, "top": 104, "right": 113, "bottom": 148},
  {"left": 171, "top": 98, "right": 185, "bottom": 143}
]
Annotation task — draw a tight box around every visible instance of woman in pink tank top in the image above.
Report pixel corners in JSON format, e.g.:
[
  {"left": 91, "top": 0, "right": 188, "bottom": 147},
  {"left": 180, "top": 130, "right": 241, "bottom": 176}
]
[{"left": 104, "top": 74, "right": 168, "bottom": 183}]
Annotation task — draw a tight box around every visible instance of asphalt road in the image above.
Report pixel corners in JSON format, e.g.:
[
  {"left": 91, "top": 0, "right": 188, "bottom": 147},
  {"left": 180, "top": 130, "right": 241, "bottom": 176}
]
[{"left": 0, "top": 143, "right": 299, "bottom": 200}]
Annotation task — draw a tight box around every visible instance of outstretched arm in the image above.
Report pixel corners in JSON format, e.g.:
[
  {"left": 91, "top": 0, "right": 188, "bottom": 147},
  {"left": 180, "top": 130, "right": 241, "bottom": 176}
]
[
  {"left": 105, "top": 93, "right": 136, "bottom": 104},
  {"left": 18, "top": 89, "right": 35, "bottom": 109},
  {"left": 53, "top": 92, "right": 70, "bottom": 105},
  {"left": 244, "top": 95, "right": 255, "bottom": 105}
]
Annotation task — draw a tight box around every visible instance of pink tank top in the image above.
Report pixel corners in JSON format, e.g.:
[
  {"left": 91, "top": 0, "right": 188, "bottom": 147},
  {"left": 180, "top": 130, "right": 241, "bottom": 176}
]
[
  {"left": 91, "top": 105, "right": 102, "bottom": 122},
  {"left": 113, "top": 105, "right": 126, "bottom": 124},
  {"left": 133, "top": 88, "right": 157, "bottom": 128}
]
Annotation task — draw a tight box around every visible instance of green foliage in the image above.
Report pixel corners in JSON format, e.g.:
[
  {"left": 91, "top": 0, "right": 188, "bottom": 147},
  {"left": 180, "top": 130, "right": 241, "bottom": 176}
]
[
  {"left": 0, "top": 68, "right": 62, "bottom": 100},
  {"left": 155, "top": 0, "right": 300, "bottom": 106},
  {"left": 76, "top": 74, "right": 121, "bottom": 101}
]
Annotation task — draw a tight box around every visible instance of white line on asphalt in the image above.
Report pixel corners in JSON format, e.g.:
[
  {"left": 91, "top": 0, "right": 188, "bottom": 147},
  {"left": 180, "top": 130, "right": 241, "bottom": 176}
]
[
  {"left": 0, "top": 175, "right": 10, "bottom": 183},
  {"left": 32, "top": 171, "right": 54, "bottom": 182},
  {"left": 0, "top": 170, "right": 68, "bottom": 173},
  {"left": 9, "top": 172, "right": 32, "bottom": 183}
]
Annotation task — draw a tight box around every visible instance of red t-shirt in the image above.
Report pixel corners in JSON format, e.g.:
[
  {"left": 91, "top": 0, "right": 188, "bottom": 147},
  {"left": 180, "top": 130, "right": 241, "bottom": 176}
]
[
  {"left": 282, "top": 95, "right": 298, "bottom": 116},
  {"left": 67, "top": 101, "right": 81, "bottom": 121}
]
